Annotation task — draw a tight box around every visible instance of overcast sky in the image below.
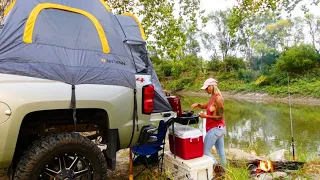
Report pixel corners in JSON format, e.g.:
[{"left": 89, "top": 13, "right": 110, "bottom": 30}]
[{"left": 198, "top": 0, "right": 320, "bottom": 60}]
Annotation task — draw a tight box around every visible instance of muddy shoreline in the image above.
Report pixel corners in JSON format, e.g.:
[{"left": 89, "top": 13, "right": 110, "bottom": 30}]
[{"left": 174, "top": 90, "right": 320, "bottom": 106}]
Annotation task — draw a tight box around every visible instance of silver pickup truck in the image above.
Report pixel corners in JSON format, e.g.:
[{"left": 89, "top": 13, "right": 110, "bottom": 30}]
[{"left": 0, "top": 72, "right": 177, "bottom": 179}]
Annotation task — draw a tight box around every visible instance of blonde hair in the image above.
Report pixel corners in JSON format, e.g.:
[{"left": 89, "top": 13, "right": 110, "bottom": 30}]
[{"left": 212, "top": 85, "right": 223, "bottom": 99}]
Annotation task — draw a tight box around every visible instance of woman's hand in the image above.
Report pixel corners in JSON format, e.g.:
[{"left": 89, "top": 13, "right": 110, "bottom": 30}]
[
  {"left": 198, "top": 112, "right": 207, "bottom": 118},
  {"left": 191, "top": 103, "right": 199, "bottom": 109}
]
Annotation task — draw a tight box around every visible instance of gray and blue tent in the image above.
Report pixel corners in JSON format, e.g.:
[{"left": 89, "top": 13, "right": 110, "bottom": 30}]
[{"left": 0, "top": 0, "right": 172, "bottom": 117}]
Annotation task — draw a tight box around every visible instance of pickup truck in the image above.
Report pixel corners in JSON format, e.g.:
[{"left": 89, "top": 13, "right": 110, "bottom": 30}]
[{"left": 0, "top": 73, "right": 177, "bottom": 179}]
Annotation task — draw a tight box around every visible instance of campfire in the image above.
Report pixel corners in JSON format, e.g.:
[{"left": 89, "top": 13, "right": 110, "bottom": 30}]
[
  {"left": 259, "top": 159, "right": 272, "bottom": 172},
  {"left": 241, "top": 159, "right": 306, "bottom": 179},
  {"left": 251, "top": 159, "right": 273, "bottom": 175}
]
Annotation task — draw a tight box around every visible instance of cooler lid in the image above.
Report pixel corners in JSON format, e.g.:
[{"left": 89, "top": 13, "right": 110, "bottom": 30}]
[{"left": 169, "top": 125, "right": 202, "bottom": 139}]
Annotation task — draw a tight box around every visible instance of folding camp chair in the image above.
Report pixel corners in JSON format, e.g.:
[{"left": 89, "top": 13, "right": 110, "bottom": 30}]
[{"left": 132, "top": 120, "right": 168, "bottom": 178}]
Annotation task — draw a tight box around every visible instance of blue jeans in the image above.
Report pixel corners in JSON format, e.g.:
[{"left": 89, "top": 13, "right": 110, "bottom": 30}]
[{"left": 204, "top": 126, "right": 226, "bottom": 167}]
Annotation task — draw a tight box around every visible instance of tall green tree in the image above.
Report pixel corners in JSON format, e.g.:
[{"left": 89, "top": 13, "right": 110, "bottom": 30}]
[
  {"left": 181, "top": 23, "right": 201, "bottom": 56},
  {"left": 201, "top": 32, "right": 219, "bottom": 59},
  {"left": 291, "top": 17, "right": 305, "bottom": 45},
  {"left": 203, "top": 10, "right": 237, "bottom": 62},
  {"left": 106, "top": 0, "right": 205, "bottom": 60},
  {"left": 304, "top": 13, "right": 320, "bottom": 51},
  {"left": 265, "top": 19, "right": 293, "bottom": 50},
  {"left": 229, "top": 0, "right": 320, "bottom": 35},
  {"left": 276, "top": 44, "right": 320, "bottom": 73},
  {"left": 236, "top": 12, "right": 278, "bottom": 68}
]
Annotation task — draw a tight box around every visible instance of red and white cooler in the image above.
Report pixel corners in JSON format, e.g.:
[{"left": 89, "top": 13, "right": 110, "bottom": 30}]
[{"left": 169, "top": 125, "right": 203, "bottom": 160}]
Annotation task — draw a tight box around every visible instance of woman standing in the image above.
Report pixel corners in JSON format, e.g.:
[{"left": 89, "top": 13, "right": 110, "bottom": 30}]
[{"left": 191, "top": 78, "right": 226, "bottom": 169}]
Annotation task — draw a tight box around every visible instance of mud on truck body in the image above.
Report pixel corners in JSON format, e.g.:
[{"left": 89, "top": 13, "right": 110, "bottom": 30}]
[{"left": 0, "top": 0, "right": 177, "bottom": 179}]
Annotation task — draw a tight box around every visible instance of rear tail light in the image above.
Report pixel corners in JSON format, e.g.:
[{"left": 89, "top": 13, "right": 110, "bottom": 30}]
[{"left": 142, "top": 85, "right": 154, "bottom": 114}]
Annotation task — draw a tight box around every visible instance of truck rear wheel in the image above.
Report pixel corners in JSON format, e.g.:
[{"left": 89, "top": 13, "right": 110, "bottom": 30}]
[{"left": 13, "top": 133, "right": 107, "bottom": 180}]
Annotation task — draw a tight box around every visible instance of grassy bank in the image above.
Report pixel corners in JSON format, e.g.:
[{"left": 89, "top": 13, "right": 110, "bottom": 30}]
[{"left": 161, "top": 71, "right": 320, "bottom": 98}]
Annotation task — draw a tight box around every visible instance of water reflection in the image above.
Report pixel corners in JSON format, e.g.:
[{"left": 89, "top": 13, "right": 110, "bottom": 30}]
[{"left": 179, "top": 96, "right": 320, "bottom": 161}]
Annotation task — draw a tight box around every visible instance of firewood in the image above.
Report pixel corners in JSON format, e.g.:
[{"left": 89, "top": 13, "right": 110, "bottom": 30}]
[{"left": 229, "top": 159, "right": 305, "bottom": 171}]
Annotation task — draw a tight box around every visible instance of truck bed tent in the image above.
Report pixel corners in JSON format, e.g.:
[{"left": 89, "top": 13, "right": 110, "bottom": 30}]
[{"left": 0, "top": 0, "right": 172, "bottom": 113}]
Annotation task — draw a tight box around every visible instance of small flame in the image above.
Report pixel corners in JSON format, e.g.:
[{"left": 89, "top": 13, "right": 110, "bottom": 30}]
[{"left": 259, "top": 160, "right": 272, "bottom": 172}]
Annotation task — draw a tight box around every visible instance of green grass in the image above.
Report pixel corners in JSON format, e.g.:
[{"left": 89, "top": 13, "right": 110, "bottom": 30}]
[
  {"left": 224, "top": 165, "right": 251, "bottom": 180},
  {"left": 162, "top": 76, "right": 320, "bottom": 98}
]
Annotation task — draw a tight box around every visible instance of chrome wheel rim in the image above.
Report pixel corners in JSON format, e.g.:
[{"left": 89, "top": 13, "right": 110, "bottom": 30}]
[{"left": 38, "top": 153, "right": 94, "bottom": 180}]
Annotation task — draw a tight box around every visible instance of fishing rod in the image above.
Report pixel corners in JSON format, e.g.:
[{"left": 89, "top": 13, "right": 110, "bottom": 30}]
[{"left": 287, "top": 72, "right": 295, "bottom": 161}]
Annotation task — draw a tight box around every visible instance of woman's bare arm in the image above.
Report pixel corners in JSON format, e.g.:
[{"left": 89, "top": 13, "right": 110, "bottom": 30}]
[
  {"left": 200, "top": 97, "right": 224, "bottom": 120},
  {"left": 191, "top": 102, "right": 209, "bottom": 109}
]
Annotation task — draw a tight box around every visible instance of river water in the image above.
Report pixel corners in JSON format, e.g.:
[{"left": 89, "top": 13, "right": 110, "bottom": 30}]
[{"left": 179, "top": 95, "right": 320, "bottom": 161}]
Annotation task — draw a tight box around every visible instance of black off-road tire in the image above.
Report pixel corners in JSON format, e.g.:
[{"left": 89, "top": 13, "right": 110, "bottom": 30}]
[{"left": 13, "top": 133, "right": 108, "bottom": 180}]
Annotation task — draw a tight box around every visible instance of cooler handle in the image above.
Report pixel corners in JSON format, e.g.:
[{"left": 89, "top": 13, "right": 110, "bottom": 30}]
[{"left": 190, "top": 137, "right": 200, "bottom": 143}]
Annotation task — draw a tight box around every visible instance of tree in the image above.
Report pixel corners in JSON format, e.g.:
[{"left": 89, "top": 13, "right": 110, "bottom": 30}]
[
  {"left": 276, "top": 44, "right": 320, "bottom": 73},
  {"left": 265, "top": 19, "right": 293, "bottom": 51},
  {"left": 251, "top": 50, "right": 279, "bottom": 70},
  {"left": 304, "top": 13, "right": 320, "bottom": 51},
  {"left": 207, "top": 58, "right": 224, "bottom": 72},
  {"left": 291, "top": 17, "right": 305, "bottom": 45},
  {"left": 236, "top": 12, "right": 278, "bottom": 67},
  {"left": 210, "top": 10, "right": 237, "bottom": 61},
  {"left": 201, "top": 32, "right": 219, "bottom": 59},
  {"left": 180, "top": 55, "right": 203, "bottom": 76},
  {"left": 224, "top": 56, "right": 247, "bottom": 72},
  {"left": 106, "top": 0, "right": 205, "bottom": 60},
  {"left": 182, "top": 23, "right": 201, "bottom": 56},
  {"left": 228, "top": 0, "right": 320, "bottom": 35}
]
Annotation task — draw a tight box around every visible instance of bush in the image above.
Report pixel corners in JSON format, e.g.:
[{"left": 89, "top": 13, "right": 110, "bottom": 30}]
[
  {"left": 181, "top": 55, "right": 203, "bottom": 73},
  {"left": 238, "top": 69, "right": 258, "bottom": 83},
  {"left": 251, "top": 50, "right": 279, "bottom": 70},
  {"left": 166, "top": 77, "right": 193, "bottom": 91},
  {"left": 268, "top": 69, "right": 288, "bottom": 85},
  {"left": 224, "top": 56, "right": 247, "bottom": 71},
  {"left": 275, "top": 44, "right": 320, "bottom": 74},
  {"left": 255, "top": 75, "right": 269, "bottom": 86},
  {"left": 171, "top": 61, "right": 183, "bottom": 78},
  {"left": 161, "top": 60, "right": 173, "bottom": 77},
  {"left": 215, "top": 71, "right": 238, "bottom": 81},
  {"left": 207, "top": 58, "right": 224, "bottom": 72}
]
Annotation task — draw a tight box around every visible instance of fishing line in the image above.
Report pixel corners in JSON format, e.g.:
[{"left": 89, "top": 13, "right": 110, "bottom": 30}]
[{"left": 287, "top": 72, "right": 295, "bottom": 161}]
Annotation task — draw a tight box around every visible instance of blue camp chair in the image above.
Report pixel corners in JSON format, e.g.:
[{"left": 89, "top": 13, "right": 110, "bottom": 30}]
[{"left": 132, "top": 120, "right": 168, "bottom": 178}]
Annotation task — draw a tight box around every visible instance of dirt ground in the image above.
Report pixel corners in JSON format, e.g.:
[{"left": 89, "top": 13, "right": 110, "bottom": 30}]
[
  {"left": 0, "top": 145, "right": 170, "bottom": 180},
  {"left": 0, "top": 169, "right": 7, "bottom": 180}
]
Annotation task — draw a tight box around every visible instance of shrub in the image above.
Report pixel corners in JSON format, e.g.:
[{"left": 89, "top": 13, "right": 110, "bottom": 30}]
[
  {"left": 166, "top": 77, "right": 193, "bottom": 91},
  {"left": 275, "top": 44, "right": 320, "bottom": 74},
  {"left": 224, "top": 56, "right": 247, "bottom": 71},
  {"left": 238, "top": 69, "right": 258, "bottom": 83},
  {"left": 215, "top": 71, "right": 238, "bottom": 81},
  {"left": 207, "top": 58, "right": 224, "bottom": 72},
  {"left": 255, "top": 75, "right": 270, "bottom": 86},
  {"left": 171, "top": 61, "right": 183, "bottom": 78}
]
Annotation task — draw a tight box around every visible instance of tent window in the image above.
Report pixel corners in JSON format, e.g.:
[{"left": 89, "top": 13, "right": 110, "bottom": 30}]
[{"left": 23, "top": 3, "right": 110, "bottom": 53}]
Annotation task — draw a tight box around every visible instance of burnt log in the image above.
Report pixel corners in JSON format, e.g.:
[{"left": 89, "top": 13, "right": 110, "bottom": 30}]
[{"left": 229, "top": 159, "right": 305, "bottom": 171}]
